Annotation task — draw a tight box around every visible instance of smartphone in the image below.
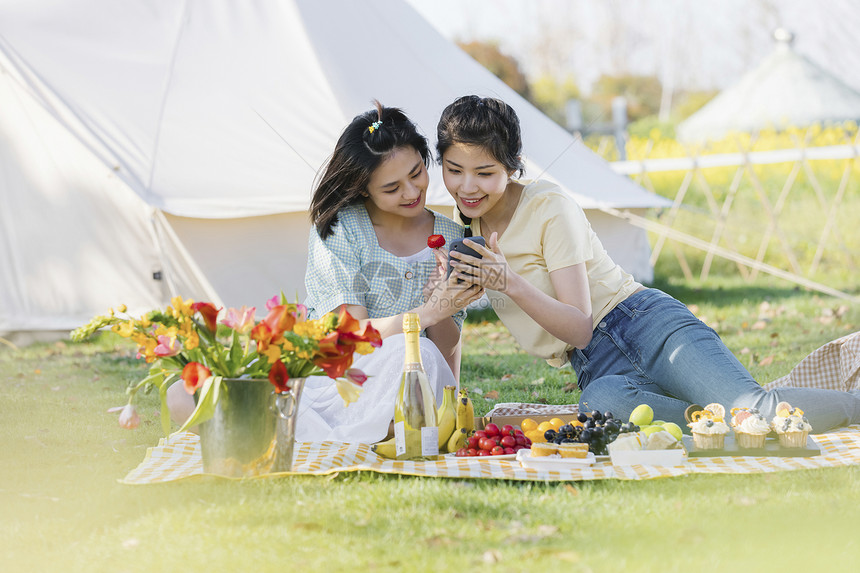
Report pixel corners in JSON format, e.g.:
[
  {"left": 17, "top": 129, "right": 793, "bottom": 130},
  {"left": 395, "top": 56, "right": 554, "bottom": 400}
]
[{"left": 446, "top": 236, "right": 485, "bottom": 278}]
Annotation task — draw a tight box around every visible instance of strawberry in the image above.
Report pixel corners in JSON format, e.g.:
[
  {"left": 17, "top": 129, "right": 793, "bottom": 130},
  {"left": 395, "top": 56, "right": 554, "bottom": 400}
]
[{"left": 427, "top": 234, "right": 446, "bottom": 248}]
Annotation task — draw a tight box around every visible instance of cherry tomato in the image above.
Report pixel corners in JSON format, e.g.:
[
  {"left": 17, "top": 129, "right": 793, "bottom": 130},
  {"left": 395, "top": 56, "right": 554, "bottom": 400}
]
[
  {"left": 455, "top": 447, "right": 469, "bottom": 457},
  {"left": 502, "top": 424, "right": 514, "bottom": 435},
  {"left": 514, "top": 435, "right": 526, "bottom": 447},
  {"left": 477, "top": 449, "right": 491, "bottom": 456},
  {"left": 474, "top": 430, "right": 488, "bottom": 440},
  {"left": 478, "top": 437, "right": 495, "bottom": 451},
  {"left": 491, "top": 445, "right": 505, "bottom": 456},
  {"left": 503, "top": 447, "right": 516, "bottom": 455},
  {"left": 466, "top": 448, "right": 478, "bottom": 457},
  {"left": 500, "top": 435, "right": 516, "bottom": 448},
  {"left": 484, "top": 423, "right": 500, "bottom": 437},
  {"left": 467, "top": 435, "right": 480, "bottom": 449}
]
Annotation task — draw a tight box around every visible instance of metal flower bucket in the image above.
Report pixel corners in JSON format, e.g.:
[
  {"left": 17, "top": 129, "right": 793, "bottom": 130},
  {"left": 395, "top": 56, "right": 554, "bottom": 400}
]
[{"left": 198, "top": 377, "right": 304, "bottom": 477}]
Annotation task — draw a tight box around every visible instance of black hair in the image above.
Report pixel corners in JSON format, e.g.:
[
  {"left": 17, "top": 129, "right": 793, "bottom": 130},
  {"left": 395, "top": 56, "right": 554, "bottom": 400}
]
[
  {"left": 436, "top": 96, "right": 524, "bottom": 235},
  {"left": 310, "top": 100, "right": 431, "bottom": 239}
]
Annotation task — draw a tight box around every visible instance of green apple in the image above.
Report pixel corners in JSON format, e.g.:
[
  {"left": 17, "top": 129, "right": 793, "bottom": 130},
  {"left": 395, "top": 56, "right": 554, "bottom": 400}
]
[
  {"left": 651, "top": 420, "right": 667, "bottom": 426},
  {"left": 661, "top": 422, "right": 683, "bottom": 441},
  {"left": 629, "top": 404, "right": 654, "bottom": 426}
]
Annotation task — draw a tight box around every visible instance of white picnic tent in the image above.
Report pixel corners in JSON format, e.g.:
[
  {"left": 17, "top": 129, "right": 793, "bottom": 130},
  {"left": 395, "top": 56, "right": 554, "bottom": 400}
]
[
  {"left": 678, "top": 29, "right": 860, "bottom": 142},
  {"left": 0, "top": 0, "right": 666, "bottom": 343}
]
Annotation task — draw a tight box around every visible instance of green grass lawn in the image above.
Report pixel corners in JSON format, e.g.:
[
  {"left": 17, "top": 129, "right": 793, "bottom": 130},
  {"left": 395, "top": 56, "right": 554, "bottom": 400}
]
[{"left": 2, "top": 276, "right": 859, "bottom": 572}]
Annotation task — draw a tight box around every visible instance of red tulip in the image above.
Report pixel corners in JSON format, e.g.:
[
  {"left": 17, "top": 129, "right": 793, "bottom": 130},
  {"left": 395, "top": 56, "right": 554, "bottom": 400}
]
[
  {"left": 345, "top": 368, "right": 368, "bottom": 386},
  {"left": 191, "top": 302, "right": 221, "bottom": 333},
  {"left": 268, "top": 360, "right": 290, "bottom": 393},
  {"left": 182, "top": 362, "right": 212, "bottom": 394},
  {"left": 313, "top": 352, "right": 354, "bottom": 380}
]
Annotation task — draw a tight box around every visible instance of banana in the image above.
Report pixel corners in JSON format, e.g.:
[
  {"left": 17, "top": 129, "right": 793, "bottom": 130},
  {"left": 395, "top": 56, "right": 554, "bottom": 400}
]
[
  {"left": 456, "top": 389, "right": 476, "bottom": 434},
  {"left": 371, "top": 437, "right": 397, "bottom": 459},
  {"left": 436, "top": 385, "right": 457, "bottom": 451},
  {"left": 446, "top": 427, "right": 468, "bottom": 453}
]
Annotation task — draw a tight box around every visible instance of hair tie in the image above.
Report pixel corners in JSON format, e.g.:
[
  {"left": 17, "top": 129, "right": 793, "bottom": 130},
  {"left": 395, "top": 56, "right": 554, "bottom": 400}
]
[{"left": 368, "top": 120, "right": 382, "bottom": 134}]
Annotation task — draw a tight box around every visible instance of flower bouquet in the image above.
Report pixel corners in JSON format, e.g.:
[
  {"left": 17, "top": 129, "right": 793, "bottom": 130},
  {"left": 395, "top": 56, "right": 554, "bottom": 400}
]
[{"left": 72, "top": 294, "right": 382, "bottom": 435}]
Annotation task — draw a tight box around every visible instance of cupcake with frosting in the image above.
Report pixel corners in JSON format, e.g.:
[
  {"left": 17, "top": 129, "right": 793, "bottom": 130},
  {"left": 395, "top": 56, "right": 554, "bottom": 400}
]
[
  {"left": 730, "top": 407, "right": 771, "bottom": 449},
  {"left": 687, "top": 403, "right": 730, "bottom": 450},
  {"left": 771, "top": 402, "right": 812, "bottom": 448}
]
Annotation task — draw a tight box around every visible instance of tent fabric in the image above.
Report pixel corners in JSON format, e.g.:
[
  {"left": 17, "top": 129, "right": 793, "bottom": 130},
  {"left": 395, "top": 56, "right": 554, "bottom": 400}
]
[
  {"left": 678, "top": 31, "right": 860, "bottom": 142},
  {"left": 0, "top": 0, "right": 666, "bottom": 338}
]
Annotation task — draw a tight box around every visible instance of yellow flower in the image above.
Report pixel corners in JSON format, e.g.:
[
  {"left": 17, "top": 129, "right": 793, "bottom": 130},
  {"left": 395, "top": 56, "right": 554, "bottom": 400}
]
[
  {"left": 112, "top": 321, "right": 136, "bottom": 338},
  {"left": 262, "top": 344, "right": 281, "bottom": 365},
  {"left": 184, "top": 330, "right": 199, "bottom": 350},
  {"left": 354, "top": 341, "right": 375, "bottom": 355},
  {"left": 335, "top": 378, "right": 363, "bottom": 407},
  {"left": 169, "top": 296, "right": 194, "bottom": 319},
  {"left": 293, "top": 319, "right": 326, "bottom": 339}
]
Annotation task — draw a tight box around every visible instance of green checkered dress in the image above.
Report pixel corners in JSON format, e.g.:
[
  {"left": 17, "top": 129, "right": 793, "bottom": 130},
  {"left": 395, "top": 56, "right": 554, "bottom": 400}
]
[{"left": 304, "top": 203, "right": 466, "bottom": 329}]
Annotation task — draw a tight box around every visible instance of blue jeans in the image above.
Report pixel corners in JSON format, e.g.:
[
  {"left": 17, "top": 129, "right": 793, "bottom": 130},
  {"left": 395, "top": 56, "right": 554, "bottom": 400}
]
[{"left": 570, "top": 288, "right": 860, "bottom": 432}]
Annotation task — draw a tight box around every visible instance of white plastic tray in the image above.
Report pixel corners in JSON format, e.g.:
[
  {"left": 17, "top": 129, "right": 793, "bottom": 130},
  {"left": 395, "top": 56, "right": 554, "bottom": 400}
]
[
  {"left": 609, "top": 448, "right": 686, "bottom": 466},
  {"left": 516, "top": 449, "right": 596, "bottom": 469}
]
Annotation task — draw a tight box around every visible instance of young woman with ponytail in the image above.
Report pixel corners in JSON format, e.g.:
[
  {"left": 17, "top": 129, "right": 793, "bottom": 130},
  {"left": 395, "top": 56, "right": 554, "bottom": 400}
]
[{"left": 296, "top": 101, "right": 482, "bottom": 443}]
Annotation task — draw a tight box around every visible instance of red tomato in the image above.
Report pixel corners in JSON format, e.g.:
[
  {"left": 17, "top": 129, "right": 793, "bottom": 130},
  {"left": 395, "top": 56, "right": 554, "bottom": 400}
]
[
  {"left": 484, "top": 423, "right": 500, "bottom": 437},
  {"left": 467, "top": 435, "right": 480, "bottom": 449},
  {"left": 466, "top": 448, "right": 478, "bottom": 457},
  {"left": 474, "top": 430, "right": 488, "bottom": 440},
  {"left": 478, "top": 437, "right": 495, "bottom": 451},
  {"left": 491, "top": 445, "right": 505, "bottom": 456},
  {"left": 502, "top": 424, "right": 514, "bottom": 435},
  {"left": 503, "top": 447, "right": 516, "bottom": 455},
  {"left": 515, "top": 435, "right": 526, "bottom": 447},
  {"left": 455, "top": 447, "right": 469, "bottom": 457},
  {"left": 500, "top": 435, "right": 516, "bottom": 448},
  {"left": 476, "top": 449, "right": 491, "bottom": 456}
]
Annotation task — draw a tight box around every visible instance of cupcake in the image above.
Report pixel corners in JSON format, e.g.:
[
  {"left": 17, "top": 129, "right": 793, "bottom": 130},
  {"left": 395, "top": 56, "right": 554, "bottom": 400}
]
[
  {"left": 530, "top": 442, "right": 558, "bottom": 457},
  {"left": 730, "top": 407, "right": 771, "bottom": 449},
  {"left": 557, "top": 443, "right": 589, "bottom": 458},
  {"left": 687, "top": 403, "right": 730, "bottom": 450},
  {"left": 771, "top": 402, "right": 812, "bottom": 448}
]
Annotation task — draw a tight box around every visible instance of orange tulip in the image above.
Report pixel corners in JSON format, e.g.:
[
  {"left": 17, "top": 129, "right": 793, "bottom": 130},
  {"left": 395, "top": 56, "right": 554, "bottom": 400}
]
[{"left": 182, "top": 362, "right": 212, "bottom": 394}]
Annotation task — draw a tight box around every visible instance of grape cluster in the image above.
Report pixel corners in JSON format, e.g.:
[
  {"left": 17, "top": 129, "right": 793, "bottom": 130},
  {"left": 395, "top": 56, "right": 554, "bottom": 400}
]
[{"left": 543, "top": 411, "right": 640, "bottom": 455}]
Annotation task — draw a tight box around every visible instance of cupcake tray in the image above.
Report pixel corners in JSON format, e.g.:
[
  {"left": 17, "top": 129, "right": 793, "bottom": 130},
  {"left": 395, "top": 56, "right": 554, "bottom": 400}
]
[{"left": 682, "top": 434, "right": 820, "bottom": 458}]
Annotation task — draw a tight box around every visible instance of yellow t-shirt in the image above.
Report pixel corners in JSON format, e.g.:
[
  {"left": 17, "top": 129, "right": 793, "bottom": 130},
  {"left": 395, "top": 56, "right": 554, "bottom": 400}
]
[{"left": 466, "top": 179, "right": 641, "bottom": 367}]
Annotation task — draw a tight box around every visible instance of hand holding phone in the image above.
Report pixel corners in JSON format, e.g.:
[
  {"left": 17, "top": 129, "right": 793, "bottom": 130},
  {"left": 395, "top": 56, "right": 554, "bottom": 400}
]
[{"left": 446, "top": 236, "right": 485, "bottom": 279}]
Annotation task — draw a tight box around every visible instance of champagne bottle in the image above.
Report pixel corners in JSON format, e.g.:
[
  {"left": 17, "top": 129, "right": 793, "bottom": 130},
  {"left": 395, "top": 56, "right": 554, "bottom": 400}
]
[{"left": 393, "top": 313, "right": 439, "bottom": 460}]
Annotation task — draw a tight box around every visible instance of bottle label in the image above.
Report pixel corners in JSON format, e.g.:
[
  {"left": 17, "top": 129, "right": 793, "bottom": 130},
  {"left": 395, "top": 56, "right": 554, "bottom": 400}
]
[
  {"left": 394, "top": 421, "right": 406, "bottom": 457},
  {"left": 420, "top": 426, "right": 439, "bottom": 456}
]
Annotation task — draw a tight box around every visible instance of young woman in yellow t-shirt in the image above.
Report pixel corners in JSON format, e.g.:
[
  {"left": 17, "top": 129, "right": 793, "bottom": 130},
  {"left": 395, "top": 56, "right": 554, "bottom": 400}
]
[{"left": 438, "top": 95, "right": 860, "bottom": 433}]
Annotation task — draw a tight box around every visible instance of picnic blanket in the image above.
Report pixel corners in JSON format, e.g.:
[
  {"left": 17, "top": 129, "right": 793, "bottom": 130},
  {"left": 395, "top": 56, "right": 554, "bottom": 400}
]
[
  {"left": 120, "top": 425, "right": 860, "bottom": 484},
  {"left": 122, "top": 331, "right": 860, "bottom": 484}
]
